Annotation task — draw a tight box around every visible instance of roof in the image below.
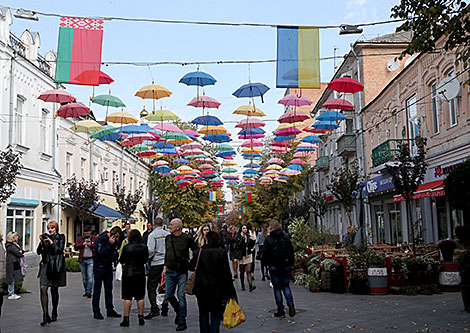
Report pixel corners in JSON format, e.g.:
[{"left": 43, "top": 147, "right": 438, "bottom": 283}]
[
  {"left": 63, "top": 199, "right": 135, "bottom": 220},
  {"left": 360, "top": 31, "right": 413, "bottom": 44}
]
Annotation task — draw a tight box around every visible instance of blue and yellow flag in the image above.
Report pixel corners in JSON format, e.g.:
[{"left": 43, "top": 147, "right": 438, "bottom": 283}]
[
  {"left": 209, "top": 191, "right": 216, "bottom": 201},
  {"left": 276, "top": 26, "right": 320, "bottom": 89}
]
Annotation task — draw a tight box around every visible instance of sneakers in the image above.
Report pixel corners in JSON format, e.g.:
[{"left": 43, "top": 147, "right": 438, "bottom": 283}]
[
  {"left": 287, "top": 301, "right": 296, "bottom": 317},
  {"left": 273, "top": 311, "right": 286, "bottom": 318},
  {"left": 107, "top": 310, "right": 122, "bottom": 318},
  {"left": 94, "top": 312, "right": 104, "bottom": 320},
  {"left": 8, "top": 294, "right": 21, "bottom": 300},
  {"left": 176, "top": 322, "right": 187, "bottom": 331}
]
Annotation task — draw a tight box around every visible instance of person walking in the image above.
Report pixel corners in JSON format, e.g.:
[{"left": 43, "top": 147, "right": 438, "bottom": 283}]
[
  {"left": 189, "top": 231, "right": 237, "bottom": 333},
  {"left": 246, "top": 223, "right": 257, "bottom": 281},
  {"left": 118, "top": 229, "right": 149, "bottom": 327},
  {"left": 228, "top": 226, "right": 240, "bottom": 280},
  {"left": 237, "top": 225, "right": 256, "bottom": 292},
  {"left": 164, "top": 218, "right": 196, "bottom": 331},
  {"left": 5, "top": 232, "right": 24, "bottom": 301},
  {"left": 195, "top": 224, "right": 211, "bottom": 248},
  {"left": 74, "top": 228, "right": 96, "bottom": 298},
  {"left": 145, "top": 217, "right": 170, "bottom": 319},
  {"left": 262, "top": 219, "right": 296, "bottom": 318},
  {"left": 142, "top": 222, "right": 153, "bottom": 246},
  {"left": 0, "top": 234, "right": 5, "bottom": 319},
  {"left": 92, "top": 226, "right": 122, "bottom": 320},
  {"left": 36, "top": 221, "right": 66, "bottom": 326},
  {"left": 256, "top": 225, "right": 270, "bottom": 281}
]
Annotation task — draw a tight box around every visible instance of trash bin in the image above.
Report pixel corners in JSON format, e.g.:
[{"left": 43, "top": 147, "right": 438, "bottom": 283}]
[{"left": 330, "top": 262, "right": 345, "bottom": 294}]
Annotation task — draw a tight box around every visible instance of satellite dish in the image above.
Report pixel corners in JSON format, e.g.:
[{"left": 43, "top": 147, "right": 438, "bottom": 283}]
[
  {"left": 404, "top": 55, "right": 418, "bottom": 68},
  {"left": 387, "top": 58, "right": 399, "bottom": 72},
  {"left": 437, "top": 77, "right": 461, "bottom": 101}
]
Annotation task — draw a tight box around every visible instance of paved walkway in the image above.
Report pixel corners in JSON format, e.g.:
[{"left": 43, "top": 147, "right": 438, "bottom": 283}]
[{"left": 1, "top": 266, "right": 469, "bottom": 332}]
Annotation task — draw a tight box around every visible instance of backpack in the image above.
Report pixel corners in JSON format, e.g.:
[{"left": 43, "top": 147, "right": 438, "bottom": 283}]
[{"left": 272, "top": 235, "right": 290, "bottom": 266}]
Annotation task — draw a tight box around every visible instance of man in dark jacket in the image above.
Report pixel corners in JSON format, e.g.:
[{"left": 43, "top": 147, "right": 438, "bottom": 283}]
[
  {"left": 164, "top": 218, "right": 196, "bottom": 331},
  {"left": 92, "top": 226, "right": 122, "bottom": 320},
  {"left": 74, "top": 228, "right": 96, "bottom": 298},
  {"left": 262, "top": 219, "right": 296, "bottom": 318}
]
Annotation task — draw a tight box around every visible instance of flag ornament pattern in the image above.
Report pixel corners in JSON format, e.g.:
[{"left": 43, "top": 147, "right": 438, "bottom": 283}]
[
  {"left": 55, "top": 17, "right": 104, "bottom": 86},
  {"left": 245, "top": 192, "right": 252, "bottom": 202},
  {"left": 276, "top": 26, "right": 320, "bottom": 89},
  {"left": 209, "top": 191, "right": 216, "bottom": 202}
]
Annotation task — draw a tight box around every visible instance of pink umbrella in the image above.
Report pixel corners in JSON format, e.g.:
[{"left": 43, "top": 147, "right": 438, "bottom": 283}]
[
  {"left": 201, "top": 158, "right": 213, "bottom": 162},
  {"left": 199, "top": 164, "right": 214, "bottom": 169},
  {"left": 278, "top": 110, "right": 309, "bottom": 124},
  {"left": 272, "top": 141, "right": 292, "bottom": 147},
  {"left": 278, "top": 94, "right": 313, "bottom": 107},
  {"left": 275, "top": 128, "right": 302, "bottom": 136},
  {"left": 152, "top": 160, "right": 169, "bottom": 167},
  {"left": 153, "top": 122, "right": 182, "bottom": 133},
  {"left": 268, "top": 158, "right": 284, "bottom": 164},
  {"left": 293, "top": 151, "right": 310, "bottom": 158},
  {"left": 182, "top": 142, "right": 203, "bottom": 150},
  {"left": 122, "top": 133, "right": 156, "bottom": 146},
  {"left": 298, "top": 143, "right": 318, "bottom": 149},
  {"left": 201, "top": 170, "right": 216, "bottom": 175},
  {"left": 183, "top": 149, "right": 205, "bottom": 155},
  {"left": 238, "top": 134, "right": 264, "bottom": 140},
  {"left": 56, "top": 103, "right": 90, "bottom": 118},
  {"left": 328, "top": 77, "right": 363, "bottom": 94},
  {"left": 136, "top": 150, "right": 157, "bottom": 158},
  {"left": 222, "top": 156, "right": 234, "bottom": 160},
  {"left": 271, "top": 148, "right": 288, "bottom": 154},
  {"left": 235, "top": 118, "right": 266, "bottom": 129},
  {"left": 290, "top": 158, "right": 307, "bottom": 165},
  {"left": 187, "top": 96, "right": 221, "bottom": 109},
  {"left": 241, "top": 140, "right": 263, "bottom": 147},
  {"left": 183, "top": 129, "right": 200, "bottom": 137},
  {"left": 38, "top": 89, "right": 76, "bottom": 103},
  {"left": 148, "top": 131, "right": 162, "bottom": 141},
  {"left": 303, "top": 126, "right": 327, "bottom": 134},
  {"left": 321, "top": 98, "right": 354, "bottom": 110}
]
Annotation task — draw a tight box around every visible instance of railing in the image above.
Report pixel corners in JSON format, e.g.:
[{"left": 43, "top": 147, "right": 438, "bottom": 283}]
[
  {"left": 315, "top": 156, "right": 329, "bottom": 170},
  {"left": 336, "top": 134, "right": 356, "bottom": 156},
  {"left": 371, "top": 138, "right": 423, "bottom": 167},
  {"left": 37, "top": 54, "right": 51, "bottom": 76},
  {"left": 9, "top": 33, "right": 26, "bottom": 57}
]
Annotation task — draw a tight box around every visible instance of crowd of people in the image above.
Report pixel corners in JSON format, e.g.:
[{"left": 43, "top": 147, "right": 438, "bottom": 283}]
[{"left": 0, "top": 217, "right": 296, "bottom": 332}]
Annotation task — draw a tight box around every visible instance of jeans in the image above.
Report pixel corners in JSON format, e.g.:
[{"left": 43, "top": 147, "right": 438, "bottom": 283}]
[
  {"left": 269, "top": 267, "right": 294, "bottom": 313},
  {"left": 7, "top": 282, "right": 15, "bottom": 296},
  {"left": 92, "top": 267, "right": 114, "bottom": 314},
  {"left": 165, "top": 271, "right": 188, "bottom": 324},
  {"left": 80, "top": 258, "right": 94, "bottom": 294},
  {"left": 197, "top": 298, "right": 222, "bottom": 333}
]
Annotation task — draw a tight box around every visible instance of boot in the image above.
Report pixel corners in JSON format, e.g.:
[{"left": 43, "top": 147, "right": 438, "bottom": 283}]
[
  {"left": 51, "top": 310, "right": 58, "bottom": 322},
  {"left": 40, "top": 314, "right": 51, "bottom": 327},
  {"left": 120, "top": 316, "right": 130, "bottom": 327},
  {"left": 138, "top": 315, "right": 145, "bottom": 326}
]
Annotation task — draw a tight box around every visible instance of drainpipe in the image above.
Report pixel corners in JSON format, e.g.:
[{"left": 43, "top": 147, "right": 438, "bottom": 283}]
[{"left": 8, "top": 53, "right": 15, "bottom": 145}]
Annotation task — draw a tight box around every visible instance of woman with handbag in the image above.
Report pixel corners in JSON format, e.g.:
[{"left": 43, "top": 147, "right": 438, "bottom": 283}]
[
  {"left": 189, "top": 231, "right": 236, "bottom": 333},
  {"left": 5, "top": 232, "right": 24, "bottom": 300},
  {"left": 37, "top": 221, "right": 66, "bottom": 327},
  {"left": 236, "top": 225, "right": 256, "bottom": 292}
]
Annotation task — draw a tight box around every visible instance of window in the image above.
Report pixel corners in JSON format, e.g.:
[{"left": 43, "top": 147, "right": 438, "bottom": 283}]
[
  {"left": 80, "top": 158, "right": 86, "bottom": 179},
  {"left": 15, "top": 96, "right": 25, "bottom": 145},
  {"left": 345, "top": 119, "right": 354, "bottom": 134},
  {"left": 66, "top": 153, "right": 73, "bottom": 179},
  {"left": 92, "top": 162, "right": 98, "bottom": 181},
  {"left": 431, "top": 83, "right": 440, "bottom": 134},
  {"left": 6, "top": 208, "right": 33, "bottom": 251},
  {"left": 103, "top": 167, "right": 109, "bottom": 192},
  {"left": 385, "top": 120, "right": 390, "bottom": 140},
  {"left": 448, "top": 70, "right": 458, "bottom": 127},
  {"left": 394, "top": 113, "right": 398, "bottom": 139},
  {"left": 40, "top": 109, "right": 50, "bottom": 153},
  {"left": 123, "top": 173, "right": 126, "bottom": 187},
  {"left": 376, "top": 125, "right": 381, "bottom": 145},
  {"left": 406, "top": 95, "right": 419, "bottom": 155},
  {"left": 370, "top": 131, "right": 374, "bottom": 155},
  {"left": 130, "top": 177, "right": 134, "bottom": 192},
  {"left": 112, "top": 170, "right": 117, "bottom": 190}
]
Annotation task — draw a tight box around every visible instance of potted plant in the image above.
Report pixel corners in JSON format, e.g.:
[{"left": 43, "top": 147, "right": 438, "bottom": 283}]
[
  {"left": 367, "top": 252, "right": 388, "bottom": 295},
  {"left": 458, "top": 251, "right": 470, "bottom": 312},
  {"left": 437, "top": 238, "right": 457, "bottom": 262},
  {"left": 346, "top": 243, "right": 370, "bottom": 294}
]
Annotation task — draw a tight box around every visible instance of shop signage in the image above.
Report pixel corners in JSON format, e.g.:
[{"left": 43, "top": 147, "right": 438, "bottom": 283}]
[
  {"left": 368, "top": 267, "right": 387, "bottom": 276},
  {"left": 433, "top": 162, "right": 462, "bottom": 179},
  {"left": 364, "top": 174, "right": 395, "bottom": 196},
  {"left": 439, "top": 271, "right": 461, "bottom": 286}
]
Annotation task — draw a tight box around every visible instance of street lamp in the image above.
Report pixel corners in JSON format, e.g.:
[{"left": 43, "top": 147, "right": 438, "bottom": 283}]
[
  {"left": 13, "top": 8, "right": 39, "bottom": 21},
  {"left": 339, "top": 24, "right": 363, "bottom": 35}
]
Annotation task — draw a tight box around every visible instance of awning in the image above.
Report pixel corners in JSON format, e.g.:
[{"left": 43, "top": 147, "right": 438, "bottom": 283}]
[
  {"left": 63, "top": 199, "right": 134, "bottom": 220},
  {"left": 9, "top": 198, "right": 41, "bottom": 207},
  {"left": 393, "top": 179, "right": 444, "bottom": 202}
]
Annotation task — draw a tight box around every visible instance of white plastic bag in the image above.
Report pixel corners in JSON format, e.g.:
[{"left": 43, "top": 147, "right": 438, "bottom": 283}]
[{"left": 115, "top": 263, "right": 122, "bottom": 281}]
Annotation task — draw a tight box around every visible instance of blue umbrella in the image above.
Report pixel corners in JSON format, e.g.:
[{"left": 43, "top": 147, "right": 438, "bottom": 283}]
[
  {"left": 119, "top": 124, "right": 152, "bottom": 134},
  {"left": 238, "top": 128, "right": 265, "bottom": 136},
  {"left": 191, "top": 115, "right": 223, "bottom": 126},
  {"left": 156, "top": 165, "right": 171, "bottom": 173},
  {"left": 244, "top": 162, "right": 260, "bottom": 168},
  {"left": 313, "top": 121, "right": 340, "bottom": 130},
  {"left": 242, "top": 153, "right": 261, "bottom": 158},
  {"left": 316, "top": 110, "right": 346, "bottom": 121},
  {"left": 288, "top": 164, "right": 303, "bottom": 171},
  {"left": 184, "top": 133, "right": 197, "bottom": 141},
  {"left": 174, "top": 158, "right": 189, "bottom": 164},
  {"left": 243, "top": 168, "right": 259, "bottom": 174},
  {"left": 154, "top": 142, "right": 175, "bottom": 149},
  {"left": 233, "top": 82, "right": 270, "bottom": 102},
  {"left": 97, "top": 132, "right": 122, "bottom": 141},
  {"left": 158, "top": 148, "right": 178, "bottom": 155},
  {"left": 301, "top": 135, "right": 321, "bottom": 144},
  {"left": 203, "top": 134, "right": 232, "bottom": 143},
  {"left": 296, "top": 147, "right": 316, "bottom": 152},
  {"left": 179, "top": 71, "right": 217, "bottom": 87},
  {"left": 274, "top": 135, "right": 295, "bottom": 142},
  {"left": 216, "top": 151, "right": 236, "bottom": 158}
]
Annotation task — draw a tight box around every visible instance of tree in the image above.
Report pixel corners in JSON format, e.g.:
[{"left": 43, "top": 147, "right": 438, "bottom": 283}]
[
  {"left": 66, "top": 176, "right": 100, "bottom": 233},
  {"left": 391, "top": 0, "right": 470, "bottom": 82},
  {"left": 308, "top": 188, "right": 327, "bottom": 230},
  {"left": 328, "top": 163, "right": 359, "bottom": 226},
  {"left": 113, "top": 179, "right": 143, "bottom": 224},
  {"left": 141, "top": 199, "right": 163, "bottom": 224},
  {"left": 386, "top": 141, "right": 427, "bottom": 255},
  {"left": 0, "top": 148, "right": 22, "bottom": 204},
  {"left": 444, "top": 159, "right": 470, "bottom": 224}
]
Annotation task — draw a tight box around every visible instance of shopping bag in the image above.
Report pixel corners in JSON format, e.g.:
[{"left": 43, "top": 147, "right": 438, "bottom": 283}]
[
  {"left": 115, "top": 263, "right": 122, "bottom": 281},
  {"left": 223, "top": 298, "right": 245, "bottom": 329}
]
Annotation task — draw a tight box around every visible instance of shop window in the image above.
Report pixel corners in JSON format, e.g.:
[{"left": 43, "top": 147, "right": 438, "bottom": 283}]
[
  {"left": 388, "top": 202, "right": 402, "bottom": 245},
  {"left": 6, "top": 207, "right": 33, "bottom": 251}
]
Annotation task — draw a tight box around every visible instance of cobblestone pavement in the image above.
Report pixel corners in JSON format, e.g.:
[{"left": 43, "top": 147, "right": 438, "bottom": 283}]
[{"left": 1, "top": 266, "right": 469, "bottom": 332}]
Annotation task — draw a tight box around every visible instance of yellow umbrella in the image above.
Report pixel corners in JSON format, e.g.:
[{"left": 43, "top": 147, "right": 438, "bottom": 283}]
[
  {"left": 177, "top": 166, "right": 193, "bottom": 172},
  {"left": 135, "top": 85, "right": 172, "bottom": 100},
  {"left": 167, "top": 138, "right": 193, "bottom": 145},
  {"left": 267, "top": 164, "right": 282, "bottom": 170},
  {"left": 194, "top": 182, "right": 207, "bottom": 188},
  {"left": 106, "top": 111, "right": 138, "bottom": 124},
  {"left": 146, "top": 109, "right": 179, "bottom": 122},
  {"left": 241, "top": 147, "right": 261, "bottom": 154},
  {"left": 222, "top": 160, "right": 237, "bottom": 166},
  {"left": 275, "top": 122, "right": 305, "bottom": 131},
  {"left": 233, "top": 105, "right": 266, "bottom": 117},
  {"left": 70, "top": 120, "right": 103, "bottom": 133},
  {"left": 198, "top": 125, "right": 227, "bottom": 135},
  {"left": 274, "top": 177, "right": 288, "bottom": 183}
]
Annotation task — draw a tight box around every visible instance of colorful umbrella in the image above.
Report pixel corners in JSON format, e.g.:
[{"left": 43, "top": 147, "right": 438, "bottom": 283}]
[
  {"left": 233, "top": 105, "right": 266, "bottom": 117},
  {"left": 321, "top": 98, "right": 354, "bottom": 110},
  {"left": 244, "top": 162, "right": 260, "bottom": 168},
  {"left": 316, "top": 110, "right": 347, "bottom": 121},
  {"left": 135, "top": 85, "right": 172, "bottom": 100},
  {"left": 119, "top": 124, "right": 152, "bottom": 134},
  {"left": 153, "top": 122, "right": 182, "bottom": 133},
  {"left": 301, "top": 135, "right": 321, "bottom": 144},
  {"left": 328, "top": 77, "right": 363, "bottom": 93},
  {"left": 288, "top": 164, "right": 303, "bottom": 171},
  {"left": 290, "top": 158, "right": 307, "bottom": 165},
  {"left": 56, "top": 103, "right": 90, "bottom": 118},
  {"left": 182, "top": 142, "right": 203, "bottom": 150},
  {"left": 106, "top": 112, "right": 138, "bottom": 124},
  {"left": 98, "top": 71, "right": 114, "bottom": 85},
  {"left": 278, "top": 110, "right": 309, "bottom": 124},
  {"left": 179, "top": 71, "right": 217, "bottom": 87},
  {"left": 235, "top": 118, "right": 266, "bottom": 129},
  {"left": 233, "top": 82, "right": 270, "bottom": 102},
  {"left": 187, "top": 96, "right": 221, "bottom": 109},
  {"left": 198, "top": 126, "right": 227, "bottom": 135},
  {"left": 275, "top": 127, "right": 302, "bottom": 136},
  {"left": 241, "top": 140, "right": 263, "bottom": 147},
  {"left": 97, "top": 132, "right": 123, "bottom": 141},
  {"left": 92, "top": 94, "right": 126, "bottom": 108},
  {"left": 182, "top": 129, "right": 199, "bottom": 138},
  {"left": 278, "top": 94, "right": 313, "bottom": 107},
  {"left": 70, "top": 120, "right": 103, "bottom": 133},
  {"left": 38, "top": 89, "right": 75, "bottom": 103},
  {"left": 238, "top": 128, "right": 265, "bottom": 136},
  {"left": 199, "top": 164, "right": 214, "bottom": 169},
  {"left": 192, "top": 115, "right": 223, "bottom": 126},
  {"left": 312, "top": 120, "right": 340, "bottom": 130},
  {"left": 222, "top": 167, "right": 238, "bottom": 173},
  {"left": 145, "top": 109, "right": 179, "bottom": 122},
  {"left": 90, "top": 125, "right": 117, "bottom": 139}
]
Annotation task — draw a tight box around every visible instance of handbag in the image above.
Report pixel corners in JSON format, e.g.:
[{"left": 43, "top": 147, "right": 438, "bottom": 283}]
[
  {"left": 184, "top": 248, "right": 202, "bottom": 295},
  {"left": 46, "top": 255, "right": 64, "bottom": 278},
  {"left": 223, "top": 298, "right": 245, "bottom": 329}
]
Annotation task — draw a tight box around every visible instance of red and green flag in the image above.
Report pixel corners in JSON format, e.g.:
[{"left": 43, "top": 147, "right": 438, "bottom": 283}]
[
  {"left": 245, "top": 192, "right": 252, "bottom": 202},
  {"left": 55, "top": 17, "right": 104, "bottom": 86}
]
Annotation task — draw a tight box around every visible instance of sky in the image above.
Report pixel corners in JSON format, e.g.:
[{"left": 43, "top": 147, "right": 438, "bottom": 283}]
[{"left": 4, "top": 0, "right": 400, "bottom": 200}]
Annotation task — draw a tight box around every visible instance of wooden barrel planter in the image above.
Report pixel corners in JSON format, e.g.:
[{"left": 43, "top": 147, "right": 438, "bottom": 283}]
[
  {"left": 439, "top": 262, "right": 461, "bottom": 292},
  {"left": 368, "top": 267, "right": 388, "bottom": 295}
]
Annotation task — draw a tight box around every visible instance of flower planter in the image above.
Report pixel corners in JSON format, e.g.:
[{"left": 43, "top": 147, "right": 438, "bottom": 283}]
[
  {"left": 440, "top": 248, "right": 455, "bottom": 262},
  {"left": 368, "top": 267, "right": 388, "bottom": 295},
  {"left": 439, "top": 262, "right": 461, "bottom": 292},
  {"left": 349, "top": 269, "right": 368, "bottom": 294},
  {"left": 321, "top": 271, "right": 331, "bottom": 291}
]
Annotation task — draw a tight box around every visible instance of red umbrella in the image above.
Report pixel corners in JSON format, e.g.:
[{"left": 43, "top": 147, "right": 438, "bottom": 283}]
[
  {"left": 56, "top": 103, "right": 90, "bottom": 118},
  {"left": 38, "top": 89, "right": 76, "bottom": 103},
  {"left": 272, "top": 141, "right": 292, "bottom": 147},
  {"left": 321, "top": 98, "right": 354, "bottom": 110},
  {"left": 303, "top": 126, "right": 327, "bottom": 134},
  {"left": 328, "top": 77, "right": 363, "bottom": 94},
  {"left": 278, "top": 110, "right": 309, "bottom": 124},
  {"left": 99, "top": 71, "right": 114, "bottom": 85}
]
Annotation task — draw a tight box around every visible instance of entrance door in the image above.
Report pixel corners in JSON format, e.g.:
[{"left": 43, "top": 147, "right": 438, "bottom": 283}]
[
  {"left": 373, "top": 205, "right": 385, "bottom": 244},
  {"left": 388, "top": 202, "right": 402, "bottom": 245}
]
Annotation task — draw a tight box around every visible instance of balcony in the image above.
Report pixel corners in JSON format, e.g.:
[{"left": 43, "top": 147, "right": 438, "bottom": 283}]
[
  {"left": 336, "top": 134, "right": 356, "bottom": 156},
  {"left": 371, "top": 138, "right": 423, "bottom": 167},
  {"left": 315, "top": 156, "right": 329, "bottom": 171}
]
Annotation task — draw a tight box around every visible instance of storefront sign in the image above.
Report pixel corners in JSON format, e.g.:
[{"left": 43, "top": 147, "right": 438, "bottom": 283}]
[
  {"left": 433, "top": 162, "right": 462, "bottom": 179},
  {"left": 439, "top": 271, "right": 461, "bottom": 286},
  {"left": 364, "top": 174, "right": 395, "bottom": 196},
  {"left": 368, "top": 267, "right": 387, "bottom": 276}
]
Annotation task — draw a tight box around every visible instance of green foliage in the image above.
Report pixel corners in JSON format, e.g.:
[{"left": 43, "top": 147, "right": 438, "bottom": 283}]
[
  {"left": 327, "top": 163, "right": 359, "bottom": 225},
  {"left": 367, "top": 252, "right": 387, "bottom": 267},
  {"left": 1, "top": 278, "right": 26, "bottom": 294},
  {"left": 346, "top": 243, "right": 373, "bottom": 271},
  {"left": 293, "top": 272, "right": 321, "bottom": 292},
  {"left": 401, "top": 284, "right": 441, "bottom": 296},
  {"left": 0, "top": 148, "right": 22, "bottom": 204},
  {"left": 392, "top": 257, "right": 410, "bottom": 278},
  {"left": 444, "top": 160, "right": 470, "bottom": 213},
  {"left": 65, "top": 257, "right": 81, "bottom": 272},
  {"left": 288, "top": 217, "right": 311, "bottom": 251}
]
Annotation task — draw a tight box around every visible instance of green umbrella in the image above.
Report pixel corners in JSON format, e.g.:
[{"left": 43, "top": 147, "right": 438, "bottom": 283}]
[
  {"left": 146, "top": 109, "right": 179, "bottom": 122},
  {"left": 162, "top": 132, "right": 189, "bottom": 141},
  {"left": 217, "top": 143, "right": 234, "bottom": 152},
  {"left": 90, "top": 125, "right": 117, "bottom": 139},
  {"left": 92, "top": 94, "right": 126, "bottom": 108},
  {"left": 149, "top": 129, "right": 163, "bottom": 136},
  {"left": 129, "top": 144, "right": 149, "bottom": 152},
  {"left": 222, "top": 167, "right": 237, "bottom": 173}
]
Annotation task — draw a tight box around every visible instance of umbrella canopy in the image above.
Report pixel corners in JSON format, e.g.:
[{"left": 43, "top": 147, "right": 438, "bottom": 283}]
[
  {"left": 155, "top": 142, "right": 175, "bottom": 150},
  {"left": 221, "top": 160, "right": 237, "bottom": 166},
  {"left": 199, "top": 164, "right": 214, "bottom": 169},
  {"left": 198, "top": 126, "right": 227, "bottom": 135},
  {"left": 217, "top": 143, "right": 235, "bottom": 152},
  {"left": 153, "top": 160, "right": 169, "bottom": 166},
  {"left": 135, "top": 85, "right": 172, "bottom": 100},
  {"left": 268, "top": 158, "right": 284, "bottom": 164},
  {"left": 312, "top": 120, "right": 340, "bottom": 130},
  {"left": 70, "top": 120, "right": 103, "bottom": 133},
  {"left": 106, "top": 112, "right": 138, "bottom": 124},
  {"left": 161, "top": 132, "right": 190, "bottom": 141},
  {"left": 90, "top": 125, "right": 117, "bottom": 139},
  {"left": 241, "top": 147, "right": 261, "bottom": 154},
  {"left": 145, "top": 109, "right": 179, "bottom": 122},
  {"left": 328, "top": 77, "right": 364, "bottom": 94},
  {"left": 278, "top": 110, "right": 310, "bottom": 124},
  {"left": 316, "top": 110, "right": 347, "bottom": 122},
  {"left": 120, "top": 124, "right": 151, "bottom": 134},
  {"left": 243, "top": 169, "right": 259, "bottom": 175},
  {"left": 275, "top": 127, "right": 302, "bottom": 136},
  {"left": 56, "top": 103, "right": 90, "bottom": 118},
  {"left": 267, "top": 164, "right": 282, "bottom": 170},
  {"left": 233, "top": 105, "right": 266, "bottom": 117},
  {"left": 241, "top": 140, "right": 263, "bottom": 147},
  {"left": 92, "top": 94, "right": 126, "bottom": 108},
  {"left": 216, "top": 151, "right": 236, "bottom": 158},
  {"left": 122, "top": 134, "right": 155, "bottom": 146},
  {"left": 290, "top": 158, "right": 307, "bottom": 165},
  {"left": 222, "top": 167, "right": 238, "bottom": 173},
  {"left": 278, "top": 94, "right": 313, "bottom": 107},
  {"left": 179, "top": 71, "right": 217, "bottom": 86},
  {"left": 244, "top": 162, "right": 260, "bottom": 168},
  {"left": 293, "top": 151, "right": 310, "bottom": 158},
  {"left": 182, "top": 129, "right": 199, "bottom": 137},
  {"left": 273, "top": 135, "right": 295, "bottom": 142},
  {"left": 301, "top": 135, "right": 321, "bottom": 144},
  {"left": 128, "top": 144, "right": 149, "bottom": 151},
  {"left": 272, "top": 141, "right": 292, "bottom": 147},
  {"left": 38, "top": 89, "right": 75, "bottom": 103},
  {"left": 156, "top": 165, "right": 172, "bottom": 173},
  {"left": 288, "top": 164, "right": 304, "bottom": 171},
  {"left": 238, "top": 134, "right": 264, "bottom": 140},
  {"left": 321, "top": 98, "right": 354, "bottom": 110},
  {"left": 183, "top": 148, "right": 205, "bottom": 156},
  {"left": 191, "top": 115, "right": 223, "bottom": 126},
  {"left": 238, "top": 128, "right": 265, "bottom": 136},
  {"left": 99, "top": 71, "right": 114, "bottom": 85},
  {"left": 187, "top": 96, "right": 221, "bottom": 109},
  {"left": 153, "top": 122, "right": 182, "bottom": 133},
  {"left": 303, "top": 126, "right": 328, "bottom": 134},
  {"left": 97, "top": 132, "right": 123, "bottom": 141},
  {"left": 235, "top": 118, "right": 266, "bottom": 129},
  {"left": 233, "top": 82, "right": 270, "bottom": 102},
  {"left": 182, "top": 142, "right": 203, "bottom": 150},
  {"left": 203, "top": 134, "right": 232, "bottom": 143}
]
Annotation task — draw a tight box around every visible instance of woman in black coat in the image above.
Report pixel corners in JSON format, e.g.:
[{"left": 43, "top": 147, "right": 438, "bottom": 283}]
[
  {"left": 118, "top": 229, "right": 149, "bottom": 327},
  {"left": 5, "top": 232, "right": 24, "bottom": 300},
  {"left": 37, "top": 221, "right": 66, "bottom": 326},
  {"left": 189, "top": 231, "right": 237, "bottom": 333}
]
